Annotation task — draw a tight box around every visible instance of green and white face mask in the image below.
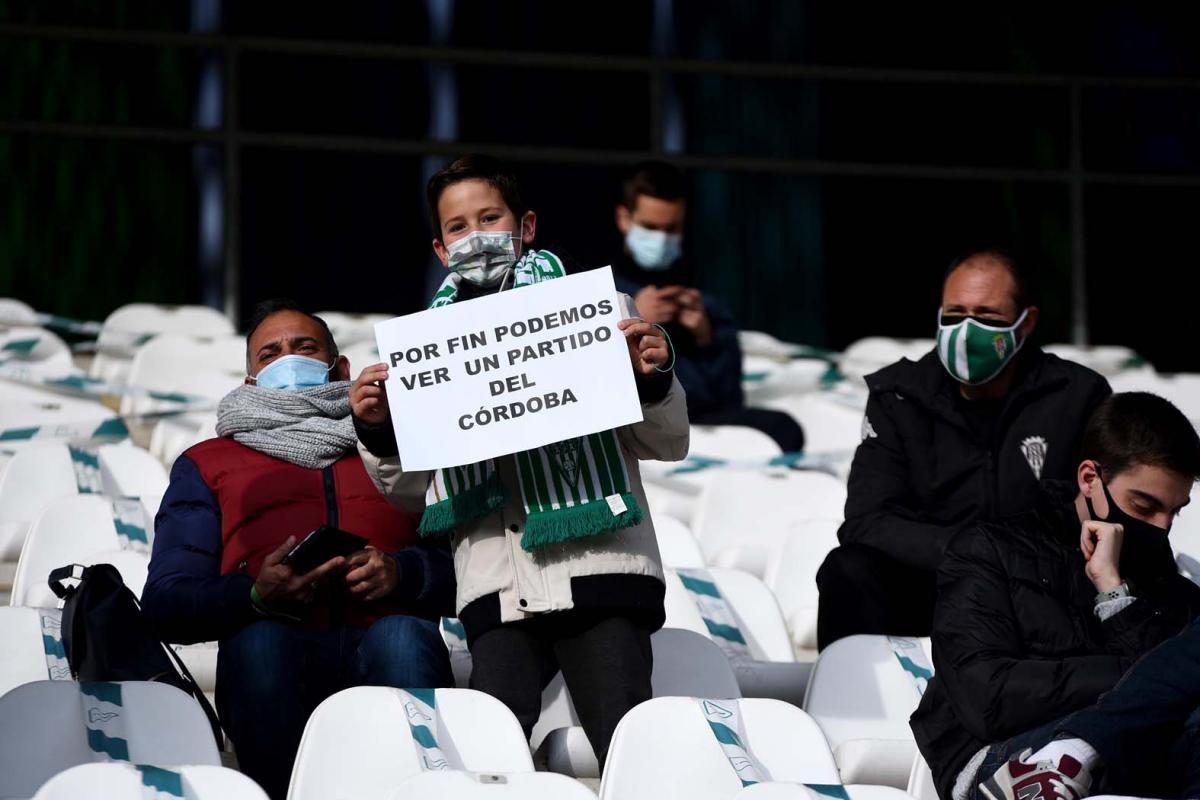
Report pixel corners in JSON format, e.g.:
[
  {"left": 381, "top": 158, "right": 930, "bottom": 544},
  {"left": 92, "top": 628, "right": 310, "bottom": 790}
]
[{"left": 936, "top": 308, "right": 1029, "bottom": 385}]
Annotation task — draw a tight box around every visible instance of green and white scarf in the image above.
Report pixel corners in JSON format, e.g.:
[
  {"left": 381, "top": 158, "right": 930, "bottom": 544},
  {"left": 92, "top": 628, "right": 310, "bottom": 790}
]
[{"left": 418, "top": 249, "right": 643, "bottom": 551}]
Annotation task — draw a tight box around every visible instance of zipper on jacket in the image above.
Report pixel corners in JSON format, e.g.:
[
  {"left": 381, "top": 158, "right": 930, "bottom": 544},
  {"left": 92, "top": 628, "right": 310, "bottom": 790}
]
[
  {"left": 504, "top": 520, "right": 528, "bottom": 609},
  {"left": 323, "top": 466, "right": 339, "bottom": 528}
]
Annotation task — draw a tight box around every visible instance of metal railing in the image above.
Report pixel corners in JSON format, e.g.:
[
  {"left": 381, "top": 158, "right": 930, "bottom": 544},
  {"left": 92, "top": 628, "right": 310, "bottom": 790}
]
[{"left": 4, "top": 21, "right": 1200, "bottom": 341}]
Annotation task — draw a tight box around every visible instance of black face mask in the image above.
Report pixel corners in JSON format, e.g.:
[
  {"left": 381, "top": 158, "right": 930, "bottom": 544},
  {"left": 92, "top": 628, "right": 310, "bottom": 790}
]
[{"left": 1085, "top": 479, "right": 1172, "bottom": 578}]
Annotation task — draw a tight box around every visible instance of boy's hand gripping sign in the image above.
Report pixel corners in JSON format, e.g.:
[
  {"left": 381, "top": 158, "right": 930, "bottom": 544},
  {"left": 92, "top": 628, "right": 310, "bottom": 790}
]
[{"left": 374, "top": 267, "right": 644, "bottom": 471}]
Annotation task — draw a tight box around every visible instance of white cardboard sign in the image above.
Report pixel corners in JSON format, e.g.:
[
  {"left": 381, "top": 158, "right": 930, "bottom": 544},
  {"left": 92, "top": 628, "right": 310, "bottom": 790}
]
[{"left": 374, "top": 266, "right": 644, "bottom": 471}]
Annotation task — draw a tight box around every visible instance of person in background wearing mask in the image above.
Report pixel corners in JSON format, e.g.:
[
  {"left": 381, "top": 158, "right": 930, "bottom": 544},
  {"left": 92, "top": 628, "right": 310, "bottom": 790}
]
[
  {"left": 142, "top": 299, "right": 455, "bottom": 800},
  {"left": 352, "top": 155, "right": 689, "bottom": 768},
  {"left": 613, "top": 160, "right": 805, "bottom": 451},
  {"left": 911, "top": 392, "right": 1200, "bottom": 800},
  {"left": 816, "top": 250, "right": 1111, "bottom": 649}
]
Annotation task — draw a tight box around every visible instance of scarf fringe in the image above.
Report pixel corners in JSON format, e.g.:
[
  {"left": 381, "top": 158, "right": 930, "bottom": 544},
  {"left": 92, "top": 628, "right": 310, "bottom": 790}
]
[
  {"left": 520, "top": 493, "right": 643, "bottom": 552},
  {"left": 418, "top": 474, "right": 507, "bottom": 536}
]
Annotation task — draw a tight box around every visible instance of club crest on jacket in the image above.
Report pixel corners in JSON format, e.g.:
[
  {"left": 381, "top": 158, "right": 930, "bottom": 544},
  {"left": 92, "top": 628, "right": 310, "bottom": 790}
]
[{"left": 1020, "top": 435, "right": 1048, "bottom": 479}]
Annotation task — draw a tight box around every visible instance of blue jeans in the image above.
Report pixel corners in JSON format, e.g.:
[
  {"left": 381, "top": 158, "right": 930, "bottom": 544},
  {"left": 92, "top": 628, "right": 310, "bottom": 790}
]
[
  {"left": 215, "top": 616, "right": 452, "bottom": 800},
  {"left": 973, "top": 620, "right": 1200, "bottom": 799}
]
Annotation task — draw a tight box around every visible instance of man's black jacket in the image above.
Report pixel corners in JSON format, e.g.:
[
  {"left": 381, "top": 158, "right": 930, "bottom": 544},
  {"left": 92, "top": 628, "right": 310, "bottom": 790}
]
[
  {"left": 911, "top": 483, "right": 1200, "bottom": 800},
  {"left": 838, "top": 348, "right": 1111, "bottom": 570}
]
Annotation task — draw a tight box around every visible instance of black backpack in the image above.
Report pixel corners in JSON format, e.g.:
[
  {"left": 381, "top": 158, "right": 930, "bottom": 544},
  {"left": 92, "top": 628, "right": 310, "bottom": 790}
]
[{"left": 48, "top": 562, "right": 224, "bottom": 748}]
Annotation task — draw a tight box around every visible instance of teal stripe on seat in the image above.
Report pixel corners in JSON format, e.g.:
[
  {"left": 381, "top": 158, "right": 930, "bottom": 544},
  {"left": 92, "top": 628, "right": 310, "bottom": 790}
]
[
  {"left": 409, "top": 724, "right": 439, "bottom": 749},
  {"left": 86, "top": 728, "right": 130, "bottom": 761},
  {"left": 806, "top": 785, "right": 851, "bottom": 800},
  {"left": 706, "top": 720, "right": 745, "bottom": 748},
  {"left": 42, "top": 634, "right": 67, "bottom": 659},
  {"left": 703, "top": 619, "right": 749, "bottom": 645},
  {"left": 113, "top": 519, "right": 149, "bottom": 544},
  {"left": 407, "top": 687, "right": 437, "bottom": 707},
  {"left": 137, "top": 765, "right": 184, "bottom": 797},
  {"left": 0, "top": 427, "right": 38, "bottom": 440},
  {"left": 895, "top": 653, "right": 934, "bottom": 682},
  {"left": 678, "top": 574, "right": 722, "bottom": 598},
  {"left": 81, "top": 682, "right": 123, "bottom": 705},
  {"left": 93, "top": 418, "right": 131, "bottom": 439}
]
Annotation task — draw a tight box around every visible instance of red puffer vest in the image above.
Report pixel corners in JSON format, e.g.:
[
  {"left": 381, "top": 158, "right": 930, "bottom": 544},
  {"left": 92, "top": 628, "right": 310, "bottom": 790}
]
[{"left": 185, "top": 437, "right": 422, "bottom": 626}]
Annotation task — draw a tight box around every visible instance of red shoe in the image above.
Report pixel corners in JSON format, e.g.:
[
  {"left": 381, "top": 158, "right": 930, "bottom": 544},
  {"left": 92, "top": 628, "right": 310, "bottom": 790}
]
[{"left": 979, "top": 749, "right": 1093, "bottom": 800}]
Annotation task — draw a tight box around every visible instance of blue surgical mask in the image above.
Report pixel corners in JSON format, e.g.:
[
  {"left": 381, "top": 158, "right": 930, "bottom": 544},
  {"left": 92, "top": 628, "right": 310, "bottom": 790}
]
[
  {"left": 626, "top": 224, "right": 682, "bottom": 271},
  {"left": 251, "top": 354, "right": 334, "bottom": 391}
]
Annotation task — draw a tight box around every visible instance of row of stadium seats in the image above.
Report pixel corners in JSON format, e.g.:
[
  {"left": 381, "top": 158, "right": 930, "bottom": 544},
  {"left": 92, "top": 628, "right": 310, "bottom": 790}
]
[{"left": 3, "top": 299, "right": 1193, "bottom": 799}]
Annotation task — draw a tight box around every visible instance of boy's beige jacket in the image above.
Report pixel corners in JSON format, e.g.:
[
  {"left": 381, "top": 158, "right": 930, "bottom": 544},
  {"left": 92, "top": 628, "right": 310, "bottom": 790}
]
[{"left": 357, "top": 375, "right": 690, "bottom": 623}]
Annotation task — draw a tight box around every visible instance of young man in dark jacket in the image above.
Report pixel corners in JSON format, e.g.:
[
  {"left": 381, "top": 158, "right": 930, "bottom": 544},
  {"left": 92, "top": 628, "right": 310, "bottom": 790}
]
[
  {"left": 142, "top": 301, "right": 455, "bottom": 800},
  {"left": 611, "top": 160, "right": 805, "bottom": 451},
  {"left": 911, "top": 392, "right": 1200, "bottom": 800},
  {"left": 816, "top": 251, "right": 1111, "bottom": 648}
]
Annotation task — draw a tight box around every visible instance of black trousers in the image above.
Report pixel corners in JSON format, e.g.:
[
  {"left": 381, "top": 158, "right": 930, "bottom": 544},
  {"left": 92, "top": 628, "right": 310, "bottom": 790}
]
[
  {"left": 468, "top": 610, "right": 653, "bottom": 769},
  {"left": 691, "top": 406, "right": 806, "bottom": 452},
  {"left": 815, "top": 542, "right": 937, "bottom": 650}
]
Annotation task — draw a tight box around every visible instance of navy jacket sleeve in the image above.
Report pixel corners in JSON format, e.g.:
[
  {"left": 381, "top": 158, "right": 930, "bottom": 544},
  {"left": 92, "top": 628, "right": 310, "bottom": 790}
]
[
  {"left": 837, "top": 390, "right": 965, "bottom": 570},
  {"left": 671, "top": 292, "right": 743, "bottom": 416},
  {"left": 142, "top": 455, "right": 256, "bottom": 644}
]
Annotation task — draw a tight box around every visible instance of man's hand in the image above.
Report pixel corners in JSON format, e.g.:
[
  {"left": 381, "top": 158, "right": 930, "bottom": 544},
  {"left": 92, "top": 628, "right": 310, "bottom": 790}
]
[
  {"left": 345, "top": 547, "right": 400, "bottom": 602},
  {"left": 619, "top": 318, "right": 669, "bottom": 376},
  {"left": 254, "top": 536, "right": 346, "bottom": 608},
  {"left": 1081, "top": 520, "right": 1124, "bottom": 592},
  {"left": 674, "top": 288, "right": 713, "bottom": 347},
  {"left": 351, "top": 363, "right": 391, "bottom": 426},
  {"left": 633, "top": 286, "right": 680, "bottom": 325}
]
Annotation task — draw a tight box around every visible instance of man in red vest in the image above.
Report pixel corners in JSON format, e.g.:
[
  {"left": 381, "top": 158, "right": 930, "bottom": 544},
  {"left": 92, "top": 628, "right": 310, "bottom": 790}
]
[{"left": 143, "top": 300, "right": 454, "bottom": 800}]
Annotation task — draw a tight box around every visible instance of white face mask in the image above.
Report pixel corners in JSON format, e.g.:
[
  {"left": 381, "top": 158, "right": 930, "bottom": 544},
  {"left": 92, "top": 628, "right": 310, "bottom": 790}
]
[
  {"left": 626, "top": 224, "right": 682, "bottom": 271},
  {"left": 446, "top": 230, "right": 518, "bottom": 287}
]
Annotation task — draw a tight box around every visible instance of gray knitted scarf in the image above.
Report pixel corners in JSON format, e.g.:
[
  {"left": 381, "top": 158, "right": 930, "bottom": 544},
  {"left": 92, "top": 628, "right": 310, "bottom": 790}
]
[{"left": 215, "top": 381, "right": 358, "bottom": 469}]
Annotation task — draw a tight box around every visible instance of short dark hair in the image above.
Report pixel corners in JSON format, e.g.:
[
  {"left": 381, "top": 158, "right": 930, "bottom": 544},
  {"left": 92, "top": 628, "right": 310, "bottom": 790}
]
[
  {"left": 426, "top": 154, "right": 527, "bottom": 241},
  {"left": 622, "top": 160, "right": 687, "bottom": 209},
  {"left": 1081, "top": 392, "right": 1200, "bottom": 481},
  {"left": 244, "top": 299, "right": 338, "bottom": 371},
  {"left": 943, "top": 249, "right": 1034, "bottom": 310}
]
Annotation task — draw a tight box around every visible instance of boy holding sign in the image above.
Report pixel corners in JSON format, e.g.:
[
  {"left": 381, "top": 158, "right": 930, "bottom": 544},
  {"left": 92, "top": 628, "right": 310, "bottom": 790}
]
[{"left": 352, "top": 155, "right": 689, "bottom": 766}]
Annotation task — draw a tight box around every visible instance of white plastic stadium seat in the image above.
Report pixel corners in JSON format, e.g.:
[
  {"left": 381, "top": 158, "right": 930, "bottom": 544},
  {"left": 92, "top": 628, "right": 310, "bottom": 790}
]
[
  {"left": 33, "top": 763, "right": 269, "bottom": 800},
  {"left": 0, "top": 444, "right": 79, "bottom": 561},
  {"left": 654, "top": 514, "right": 706, "bottom": 568},
  {"left": 764, "top": 519, "right": 844, "bottom": 652},
  {"left": 663, "top": 568, "right": 795, "bottom": 663},
  {"left": 316, "top": 311, "right": 392, "bottom": 347},
  {"left": 759, "top": 390, "right": 866, "bottom": 470},
  {"left": 838, "top": 338, "right": 934, "bottom": 384},
  {"left": 804, "top": 635, "right": 933, "bottom": 788},
  {"left": 96, "top": 441, "right": 169, "bottom": 499},
  {"left": 121, "top": 334, "right": 244, "bottom": 418},
  {"left": 12, "top": 495, "right": 154, "bottom": 608},
  {"left": 738, "top": 787, "right": 916, "bottom": 800},
  {"left": 0, "top": 325, "right": 74, "bottom": 372},
  {"left": 0, "top": 443, "right": 164, "bottom": 561},
  {"left": 0, "top": 606, "right": 66, "bottom": 697},
  {"left": 599, "top": 697, "right": 841, "bottom": 800},
  {"left": 0, "top": 297, "right": 38, "bottom": 325},
  {"left": 0, "top": 680, "right": 220, "bottom": 800},
  {"left": 533, "top": 628, "right": 741, "bottom": 779},
  {"left": 693, "top": 470, "right": 847, "bottom": 577},
  {"left": 688, "top": 425, "right": 782, "bottom": 461},
  {"left": 664, "top": 568, "right": 809, "bottom": 705},
  {"left": 907, "top": 754, "right": 938, "bottom": 800},
  {"left": 389, "top": 771, "right": 597, "bottom": 799},
  {"left": 91, "top": 304, "right": 234, "bottom": 385},
  {"left": 288, "top": 687, "right": 534, "bottom": 800}
]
